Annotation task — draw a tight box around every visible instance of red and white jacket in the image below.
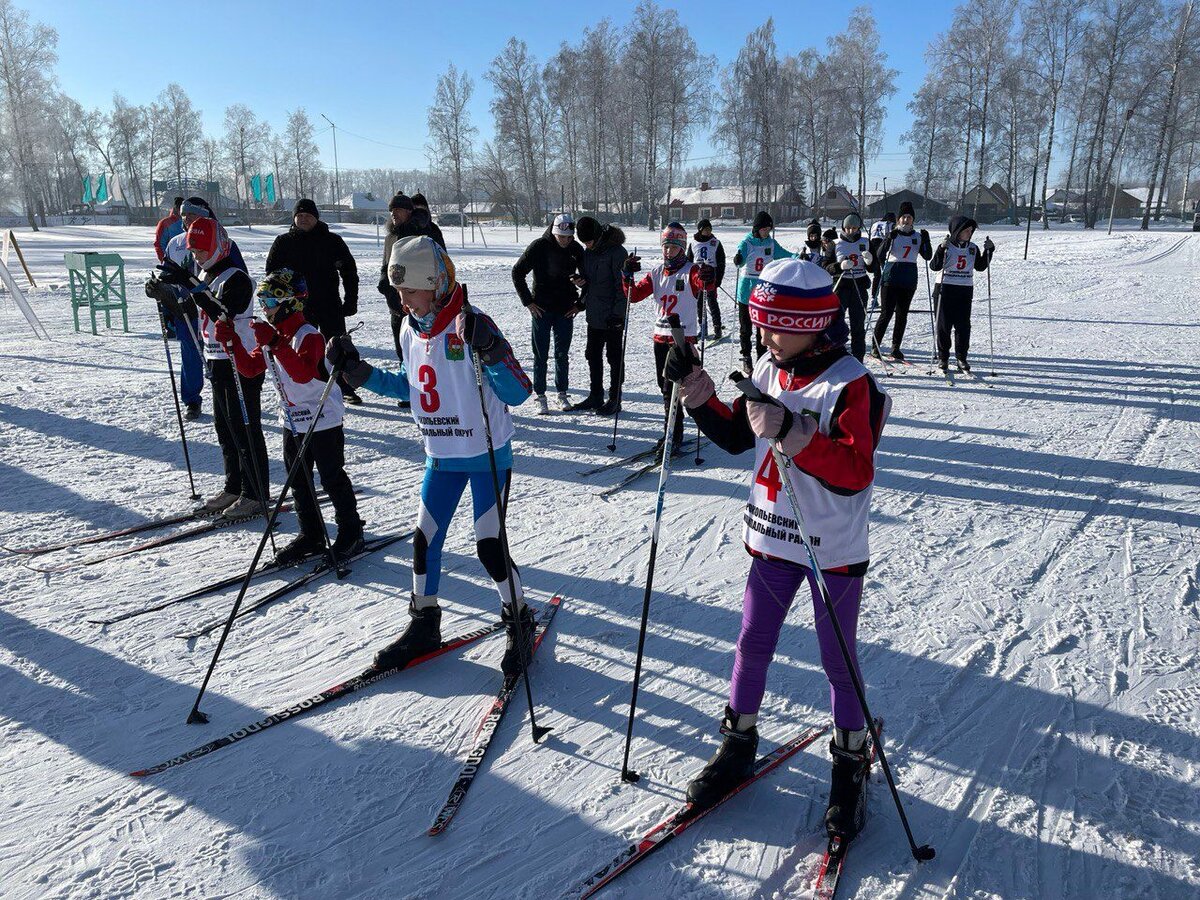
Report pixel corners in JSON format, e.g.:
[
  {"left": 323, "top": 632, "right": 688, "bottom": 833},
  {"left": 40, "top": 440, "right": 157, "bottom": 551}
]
[{"left": 625, "top": 261, "right": 708, "bottom": 343}]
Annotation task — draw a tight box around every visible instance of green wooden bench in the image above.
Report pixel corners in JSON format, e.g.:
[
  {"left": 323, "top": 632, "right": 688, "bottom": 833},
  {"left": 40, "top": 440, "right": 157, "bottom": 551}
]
[{"left": 64, "top": 251, "right": 128, "bottom": 334}]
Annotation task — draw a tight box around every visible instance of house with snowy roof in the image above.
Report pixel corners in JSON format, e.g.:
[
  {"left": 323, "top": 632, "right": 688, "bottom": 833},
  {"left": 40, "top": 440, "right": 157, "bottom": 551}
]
[{"left": 659, "top": 182, "right": 806, "bottom": 225}]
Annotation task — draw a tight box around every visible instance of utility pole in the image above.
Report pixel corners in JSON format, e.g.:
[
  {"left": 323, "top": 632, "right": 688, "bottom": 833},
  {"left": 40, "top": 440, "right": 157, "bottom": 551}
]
[
  {"left": 883, "top": 176, "right": 888, "bottom": 215},
  {"left": 320, "top": 113, "right": 341, "bottom": 223},
  {"left": 1107, "top": 108, "right": 1136, "bottom": 235}
]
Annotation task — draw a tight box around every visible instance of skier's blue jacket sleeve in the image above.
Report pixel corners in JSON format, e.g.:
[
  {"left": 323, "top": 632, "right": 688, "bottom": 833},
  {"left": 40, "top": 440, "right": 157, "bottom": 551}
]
[{"left": 362, "top": 353, "right": 530, "bottom": 408}]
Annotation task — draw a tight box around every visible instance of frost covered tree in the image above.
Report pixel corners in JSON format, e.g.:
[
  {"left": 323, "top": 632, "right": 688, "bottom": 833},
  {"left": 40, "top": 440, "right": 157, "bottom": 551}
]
[
  {"left": 283, "top": 108, "right": 321, "bottom": 199},
  {"left": 222, "top": 103, "right": 263, "bottom": 215},
  {"left": 486, "top": 38, "right": 547, "bottom": 225},
  {"left": 158, "top": 83, "right": 202, "bottom": 189},
  {"left": 426, "top": 63, "right": 476, "bottom": 221}
]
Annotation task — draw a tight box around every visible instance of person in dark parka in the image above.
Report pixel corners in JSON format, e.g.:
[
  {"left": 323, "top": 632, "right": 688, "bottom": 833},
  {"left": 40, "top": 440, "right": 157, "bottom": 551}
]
[{"left": 573, "top": 216, "right": 628, "bottom": 414}]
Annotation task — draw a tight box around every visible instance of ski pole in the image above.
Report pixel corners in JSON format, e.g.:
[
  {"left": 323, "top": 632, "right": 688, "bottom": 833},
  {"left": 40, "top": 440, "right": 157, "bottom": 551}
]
[
  {"left": 621, "top": 313, "right": 686, "bottom": 783},
  {"left": 927, "top": 263, "right": 944, "bottom": 376},
  {"left": 186, "top": 358, "right": 348, "bottom": 725},
  {"left": 694, "top": 287, "right": 706, "bottom": 467},
  {"left": 262, "top": 344, "right": 345, "bottom": 578},
  {"left": 470, "top": 335, "right": 550, "bottom": 744},
  {"left": 850, "top": 273, "right": 892, "bottom": 376},
  {"left": 729, "top": 372, "right": 935, "bottom": 863},
  {"left": 607, "top": 248, "right": 636, "bottom": 453},
  {"left": 221, "top": 331, "right": 276, "bottom": 554},
  {"left": 986, "top": 259, "right": 995, "bottom": 376},
  {"left": 155, "top": 300, "right": 200, "bottom": 501},
  {"left": 924, "top": 259, "right": 935, "bottom": 361}
]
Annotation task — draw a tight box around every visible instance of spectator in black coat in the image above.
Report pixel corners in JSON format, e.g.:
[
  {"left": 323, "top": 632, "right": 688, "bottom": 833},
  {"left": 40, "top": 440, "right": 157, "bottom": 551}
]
[
  {"left": 410, "top": 193, "right": 447, "bottom": 250},
  {"left": 266, "top": 198, "right": 362, "bottom": 402},
  {"left": 573, "top": 216, "right": 628, "bottom": 414},
  {"left": 511, "top": 213, "right": 584, "bottom": 413}
]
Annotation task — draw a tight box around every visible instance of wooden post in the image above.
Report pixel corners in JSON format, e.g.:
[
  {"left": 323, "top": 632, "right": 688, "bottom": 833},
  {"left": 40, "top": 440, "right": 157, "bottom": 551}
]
[{"left": 9, "top": 231, "right": 37, "bottom": 288}]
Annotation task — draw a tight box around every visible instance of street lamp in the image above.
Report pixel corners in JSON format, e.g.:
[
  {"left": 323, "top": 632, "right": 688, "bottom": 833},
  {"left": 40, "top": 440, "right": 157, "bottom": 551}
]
[{"left": 320, "top": 113, "right": 341, "bottom": 223}]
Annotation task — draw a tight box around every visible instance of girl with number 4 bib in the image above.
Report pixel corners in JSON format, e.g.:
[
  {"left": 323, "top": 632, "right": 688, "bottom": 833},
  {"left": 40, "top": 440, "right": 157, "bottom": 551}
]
[
  {"left": 325, "top": 236, "right": 536, "bottom": 677},
  {"left": 662, "top": 258, "right": 891, "bottom": 843}
]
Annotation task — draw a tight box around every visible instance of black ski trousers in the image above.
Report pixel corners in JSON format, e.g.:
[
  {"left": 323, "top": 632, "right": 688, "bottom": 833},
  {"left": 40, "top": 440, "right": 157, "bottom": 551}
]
[
  {"left": 653, "top": 339, "right": 686, "bottom": 447},
  {"left": 873, "top": 281, "right": 918, "bottom": 353},
  {"left": 935, "top": 283, "right": 974, "bottom": 364},
  {"left": 210, "top": 360, "right": 270, "bottom": 501},
  {"left": 585, "top": 323, "right": 623, "bottom": 398},
  {"left": 283, "top": 425, "right": 359, "bottom": 541},
  {"left": 836, "top": 276, "right": 871, "bottom": 362},
  {"left": 737, "top": 302, "right": 765, "bottom": 361}
]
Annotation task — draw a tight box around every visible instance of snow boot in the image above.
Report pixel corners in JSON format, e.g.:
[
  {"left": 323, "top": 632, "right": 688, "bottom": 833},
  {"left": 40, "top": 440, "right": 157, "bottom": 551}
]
[
  {"left": 570, "top": 391, "right": 603, "bottom": 412},
  {"left": 534, "top": 394, "right": 550, "bottom": 415},
  {"left": 956, "top": 357, "right": 971, "bottom": 373},
  {"left": 343, "top": 386, "right": 363, "bottom": 405},
  {"left": 869, "top": 347, "right": 882, "bottom": 360},
  {"left": 598, "top": 383, "right": 622, "bottom": 416},
  {"left": 221, "top": 495, "right": 263, "bottom": 519},
  {"left": 371, "top": 598, "right": 442, "bottom": 672},
  {"left": 685, "top": 706, "right": 759, "bottom": 808},
  {"left": 185, "top": 402, "right": 202, "bottom": 421},
  {"left": 889, "top": 348, "right": 906, "bottom": 362},
  {"left": 824, "top": 727, "right": 870, "bottom": 841},
  {"left": 200, "top": 490, "right": 239, "bottom": 514},
  {"left": 274, "top": 532, "right": 324, "bottom": 567},
  {"left": 500, "top": 602, "right": 537, "bottom": 678},
  {"left": 740, "top": 355, "right": 753, "bottom": 376}
]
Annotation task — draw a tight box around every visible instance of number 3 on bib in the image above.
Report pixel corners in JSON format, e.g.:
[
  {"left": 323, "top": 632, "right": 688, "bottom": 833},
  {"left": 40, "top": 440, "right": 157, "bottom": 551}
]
[
  {"left": 418, "top": 364, "right": 441, "bottom": 413},
  {"left": 755, "top": 453, "right": 783, "bottom": 503}
]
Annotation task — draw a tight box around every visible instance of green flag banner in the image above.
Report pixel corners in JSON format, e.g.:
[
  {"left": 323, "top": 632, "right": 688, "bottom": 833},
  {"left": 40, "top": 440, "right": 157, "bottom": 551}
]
[
  {"left": 81, "top": 175, "right": 93, "bottom": 204},
  {"left": 265, "top": 173, "right": 276, "bottom": 204},
  {"left": 96, "top": 174, "right": 109, "bottom": 203},
  {"left": 250, "top": 174, "right": 263, "bottom": 203}
]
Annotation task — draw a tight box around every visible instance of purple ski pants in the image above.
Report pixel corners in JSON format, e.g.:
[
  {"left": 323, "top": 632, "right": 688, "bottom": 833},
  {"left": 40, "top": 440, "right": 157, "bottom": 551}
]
[{"left": 729, "top": 555, "right": 866, "bottom": 731}]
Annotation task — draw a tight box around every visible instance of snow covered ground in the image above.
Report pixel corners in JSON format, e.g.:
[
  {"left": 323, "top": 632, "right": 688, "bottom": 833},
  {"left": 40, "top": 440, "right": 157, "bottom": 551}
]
[{"left": 0, "top": 221, "right": 1197, "bottom": 899}]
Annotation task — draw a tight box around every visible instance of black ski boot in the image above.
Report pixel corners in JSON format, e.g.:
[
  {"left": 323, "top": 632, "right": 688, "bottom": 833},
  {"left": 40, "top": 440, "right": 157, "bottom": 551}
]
[
  {"left": 889, "top": 348, "right": 906, "bottom": 362},
  {"left": 956, "top": 357, "right": 971, "bottom": 373},
  {"left": 500, "top": 602, "right": 537, "bottom": 678},
  {"left": 332, "top": 518, "right": 365, "bottom": 559},
  {"left": 598, "top": 383, "right": 622, "bottom": 416},
  {"left": 370, "top": 599, "right": 442, "bottom": 673},
  {"left": 274, "top": 532, "right": 324, "bottom": 567},
  {"left": 685, "top": 706, "right": 759, "bottom": 808},
  {"left": 824, "top": 727, "right": 870, "bottom": 841}
]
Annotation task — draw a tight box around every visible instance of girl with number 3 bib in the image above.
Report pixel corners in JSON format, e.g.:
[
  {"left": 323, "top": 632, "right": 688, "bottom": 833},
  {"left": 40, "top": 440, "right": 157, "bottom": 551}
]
[{"left": 325, "top": 236, "right": 536, "bottom": 678}]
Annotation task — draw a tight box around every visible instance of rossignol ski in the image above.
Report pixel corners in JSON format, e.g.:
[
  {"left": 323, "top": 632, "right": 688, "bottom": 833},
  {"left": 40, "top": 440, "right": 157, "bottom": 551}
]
[
  {"left": 427, "top": 594, "right": 562, "bottom": 835},
  {"left": 130, "top": 619, "right": 504, "bottom": 777}
]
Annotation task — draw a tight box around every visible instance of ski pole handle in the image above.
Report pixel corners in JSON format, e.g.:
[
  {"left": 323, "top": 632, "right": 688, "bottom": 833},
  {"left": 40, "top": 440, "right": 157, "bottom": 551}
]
[
  {"left": 729, "top": 371, "right": 769, "bottom": 402},
  {"left": 666, "top": 312, "right": 686, "bottom": 348}
]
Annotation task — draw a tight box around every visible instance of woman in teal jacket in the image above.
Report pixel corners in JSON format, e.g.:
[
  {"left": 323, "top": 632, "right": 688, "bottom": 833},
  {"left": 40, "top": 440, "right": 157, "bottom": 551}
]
[{"left": 733, "top": 210, "right": 795, "bottom": 372}]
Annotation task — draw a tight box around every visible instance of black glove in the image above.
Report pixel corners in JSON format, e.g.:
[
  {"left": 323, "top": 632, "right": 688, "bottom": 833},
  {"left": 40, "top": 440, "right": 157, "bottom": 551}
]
[
  {"left": 920, "top": 228, "right": 930, "bottom": 242},
  {"left": 622, "top": 254, "right": 641, "bottom": 274},
  {"left": 605, "top": 315, "right": 625, "bottom": 329},
  {"left": 662, "top": 341, "right": 699, "bottom": 383},
  {"left": 983, "top": 237, "right": 995, "bottom": 254},
  {"left": 733, "top": 252, "right": 744, "bottom": 267},
  {"left": 461, "top": 307, "right": 506, "bottom": 366},
  {"left": 326, "top": 335, "right": 360, "bottom": 370},
  {"left": 156, "top": 258, "right": 199, "bottom": 288},
  {"left": 342, "top": 296, "right": 358, "bottom": 317}
]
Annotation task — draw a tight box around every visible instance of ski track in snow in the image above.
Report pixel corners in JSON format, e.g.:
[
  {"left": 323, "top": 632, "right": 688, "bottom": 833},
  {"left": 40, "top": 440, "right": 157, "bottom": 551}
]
[{"left": 1, "top": 223, "right": 1198, "bottom": 899}]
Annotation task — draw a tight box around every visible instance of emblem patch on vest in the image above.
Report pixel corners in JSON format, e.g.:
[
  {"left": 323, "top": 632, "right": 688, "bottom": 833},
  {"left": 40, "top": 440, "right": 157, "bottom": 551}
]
[{"left": 446, "top": 334, "right": 465, "bottom": 361}]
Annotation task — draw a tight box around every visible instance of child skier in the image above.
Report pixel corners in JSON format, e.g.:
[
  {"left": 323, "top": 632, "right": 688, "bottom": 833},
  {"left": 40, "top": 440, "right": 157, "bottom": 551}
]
[
  {"left": 152, "top": 217, "right": 271, "bottom": 519},
  {"left": 622, "top": 222, "right": 715, "bottom": 452},
  {"left": 824, "top": 213, "right": 873, "bottom": 362},
  {"left": 734, "top": 211, "right": 795, "bottom": 373},
  {"left": 871, "top": 201, "right": 932, "bottom": 362},
  {"left": 868, "top": 211, "right": 895, "bottom": 305},
  {"left": 218, "top": 268, "right": 363, "bottom": 566},
  {"left": 929, "top": 215, "right": 994, "bottom": 372},
  {"left": 661, "top": 257, "right": 890, "bottom": 843},
  {"left": 686, "top": 218, "right": 725, "bottom": 340},
  {"left": 325, "top": 236, "right": 536, "bottom": 676},
  {"left": 798, "top": 219, "right": 827, "bottom": 265}
]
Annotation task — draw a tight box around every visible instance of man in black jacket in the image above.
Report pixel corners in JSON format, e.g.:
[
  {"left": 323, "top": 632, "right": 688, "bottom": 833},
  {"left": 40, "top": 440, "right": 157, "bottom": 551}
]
[
  {"left": 378, "top": 193, "right": 446, "bottom": 387},
  {"left": 266, "top": 199, "right": 362, "bottom": 402},
  {"left": 512, "top": 213, "right": 584, "bottom": 413},
  {"left": 410, "top": 193, "right": 447, "bottom": 250},
  {"left": 573, "top": 216, "right": 628, "bottom": 414}
]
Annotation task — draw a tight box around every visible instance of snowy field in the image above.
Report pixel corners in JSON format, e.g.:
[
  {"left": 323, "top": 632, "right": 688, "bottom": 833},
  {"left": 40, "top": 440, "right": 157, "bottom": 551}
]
[{"left": 0, "top": 220, "right": 1197, "bottom": 899}]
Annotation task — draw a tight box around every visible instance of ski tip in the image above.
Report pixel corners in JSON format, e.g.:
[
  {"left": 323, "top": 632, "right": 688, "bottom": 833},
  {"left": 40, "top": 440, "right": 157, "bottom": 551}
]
[
  {"left": 128, "top": 769, "right": 149, "bottom": 778},
  {"left": 914, "top": 845, "right": 936, "bottom": 861}
]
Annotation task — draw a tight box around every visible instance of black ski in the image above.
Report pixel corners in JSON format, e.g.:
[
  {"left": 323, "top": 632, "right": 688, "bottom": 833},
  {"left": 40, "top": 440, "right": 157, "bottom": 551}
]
[
  {"left": 807, "top": 719, "right": 883, "bottom": 899},
  {"left": 4, "top": 509, "right": 209, "bottom": 555},
  {"left": 578, "top": 443, "right": 662, "bottom": 477},
  {"left": 86, "top": 555, "right": 312, "bottom": 627},
  {"left": 26, "top": 506, "right": 293, "bottom": 574},
  {"left": 174, "top": 532, "right": 411, "bottom": 640},
  {"left": 130, "top": 618, "right": 504, "bottom": 777},
  {"left": 599, "top": 440, "right": 696, "bottom": 499},
  {"left": 427, "top": 594, "right": 562, "bottom": 835},
  {"left": 575, "top": 722, "right": 831, "bottom": 898}
]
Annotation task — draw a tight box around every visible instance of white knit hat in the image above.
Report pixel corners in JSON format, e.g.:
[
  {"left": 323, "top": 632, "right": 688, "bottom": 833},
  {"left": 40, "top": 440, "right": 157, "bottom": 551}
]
[
  {"left": 552, "top": 213, "right": 575, "bottom": 236},
  {"left": 389, "top": 235, "right": 455, "bottom": 297}
]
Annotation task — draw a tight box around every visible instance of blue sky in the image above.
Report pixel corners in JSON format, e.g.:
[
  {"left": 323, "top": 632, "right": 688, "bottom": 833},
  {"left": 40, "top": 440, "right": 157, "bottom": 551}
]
[{"left": 39, "top": 0, "right": 957, "bottom": 188}]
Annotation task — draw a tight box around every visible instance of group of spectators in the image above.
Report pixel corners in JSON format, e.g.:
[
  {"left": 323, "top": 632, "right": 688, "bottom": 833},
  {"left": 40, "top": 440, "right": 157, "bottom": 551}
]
[{"left": 153, "top": 196, "right": 635, "bottom": 423}]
